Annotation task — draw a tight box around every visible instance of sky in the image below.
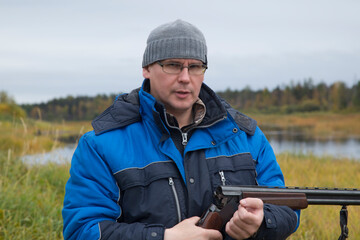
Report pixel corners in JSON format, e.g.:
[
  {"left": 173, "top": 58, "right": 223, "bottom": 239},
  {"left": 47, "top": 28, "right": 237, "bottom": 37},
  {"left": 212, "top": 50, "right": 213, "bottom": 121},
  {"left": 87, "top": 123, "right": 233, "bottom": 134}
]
[{"left": 1, "top": 0, "right": 360, "bottom": 104}]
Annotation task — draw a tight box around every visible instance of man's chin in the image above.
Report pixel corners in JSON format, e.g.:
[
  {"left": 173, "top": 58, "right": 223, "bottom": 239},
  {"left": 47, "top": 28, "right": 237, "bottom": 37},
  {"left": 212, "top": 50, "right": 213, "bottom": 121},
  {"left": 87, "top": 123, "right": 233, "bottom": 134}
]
[{"left": 166, "top": 102, "right": 193, "bottom": 114}]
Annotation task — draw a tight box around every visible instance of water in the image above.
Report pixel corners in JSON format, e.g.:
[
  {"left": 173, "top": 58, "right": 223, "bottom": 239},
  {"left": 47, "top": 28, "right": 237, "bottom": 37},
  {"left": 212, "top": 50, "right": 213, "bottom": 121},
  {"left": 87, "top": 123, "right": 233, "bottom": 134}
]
[
  {"left": 265, "top": 130, "right": 360, "bottom": 160},
  {"left": 22, "top": 133, "right": 360, "bottom": 164},
  {"left": 22, "top": 145, "right": 76, "bottom": 165},
  {"left": 269, "top": 138, "right": 360, "bottom": 159}
]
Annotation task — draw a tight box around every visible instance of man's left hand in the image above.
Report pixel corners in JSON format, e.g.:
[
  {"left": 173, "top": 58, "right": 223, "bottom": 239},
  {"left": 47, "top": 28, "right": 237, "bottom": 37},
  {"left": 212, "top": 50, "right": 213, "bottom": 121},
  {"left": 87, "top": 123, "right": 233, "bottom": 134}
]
[{"left": 225, "top": 198, "right": 264, "bottom": 240}]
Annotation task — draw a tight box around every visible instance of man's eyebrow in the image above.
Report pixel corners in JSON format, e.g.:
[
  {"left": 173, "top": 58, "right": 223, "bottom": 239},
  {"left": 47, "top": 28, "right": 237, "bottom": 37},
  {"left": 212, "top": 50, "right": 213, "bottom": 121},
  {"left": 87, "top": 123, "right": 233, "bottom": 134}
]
[{"left": 162, "top": 60, "right": 182, "bottom": 63}]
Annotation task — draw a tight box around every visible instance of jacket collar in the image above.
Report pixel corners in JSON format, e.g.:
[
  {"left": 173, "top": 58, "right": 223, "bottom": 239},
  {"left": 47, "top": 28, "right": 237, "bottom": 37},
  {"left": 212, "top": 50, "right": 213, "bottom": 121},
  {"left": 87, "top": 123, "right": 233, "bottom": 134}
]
[
  {"left": 138, "top": 79, "right": 228, "bottom": 129},
  {"left": 91, "top": 87, "right": 141, "bottom": 135}
]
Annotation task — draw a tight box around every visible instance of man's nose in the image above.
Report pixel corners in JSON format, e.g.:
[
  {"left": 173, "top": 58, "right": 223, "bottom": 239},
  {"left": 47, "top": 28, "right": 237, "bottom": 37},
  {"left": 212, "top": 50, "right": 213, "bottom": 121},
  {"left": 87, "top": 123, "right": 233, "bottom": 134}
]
[{"left": 178, "top": 67, "right": 191, "bottom": 82}]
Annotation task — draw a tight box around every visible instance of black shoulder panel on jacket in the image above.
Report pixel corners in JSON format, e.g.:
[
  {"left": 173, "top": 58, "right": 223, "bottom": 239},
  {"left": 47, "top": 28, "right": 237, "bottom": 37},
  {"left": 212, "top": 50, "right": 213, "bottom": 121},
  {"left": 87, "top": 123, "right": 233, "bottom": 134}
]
[
  {"left": 92, "top": 88, "right": 141, "bottom": 135},
  {"left": 219, "top": 97, "right": 257, "bottom": 136}
]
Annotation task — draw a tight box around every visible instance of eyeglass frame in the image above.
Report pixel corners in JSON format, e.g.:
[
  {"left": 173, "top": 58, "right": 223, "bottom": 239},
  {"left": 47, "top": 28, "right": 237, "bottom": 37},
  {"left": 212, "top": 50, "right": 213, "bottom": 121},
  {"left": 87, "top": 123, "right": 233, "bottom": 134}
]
[{"left": 156, "top": 61, "right": 208, "bottom": 75}]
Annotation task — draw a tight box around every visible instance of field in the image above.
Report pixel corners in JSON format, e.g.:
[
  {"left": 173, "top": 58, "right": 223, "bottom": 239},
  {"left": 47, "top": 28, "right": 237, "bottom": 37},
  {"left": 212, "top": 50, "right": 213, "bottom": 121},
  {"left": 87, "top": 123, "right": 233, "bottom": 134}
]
[{"left": 0, "top": 113, "right": 359, "bottom": 239}]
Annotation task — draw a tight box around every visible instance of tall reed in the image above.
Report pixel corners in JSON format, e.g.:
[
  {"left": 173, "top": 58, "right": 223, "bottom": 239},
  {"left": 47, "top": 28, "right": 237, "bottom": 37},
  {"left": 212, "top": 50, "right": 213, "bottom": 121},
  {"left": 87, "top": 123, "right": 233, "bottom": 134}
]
[
  {"left": 0, "top": 149, "right": 69, "bottom": 240},
  {"left": 0, "top": 118, "right": 90, "bottom": 239}
]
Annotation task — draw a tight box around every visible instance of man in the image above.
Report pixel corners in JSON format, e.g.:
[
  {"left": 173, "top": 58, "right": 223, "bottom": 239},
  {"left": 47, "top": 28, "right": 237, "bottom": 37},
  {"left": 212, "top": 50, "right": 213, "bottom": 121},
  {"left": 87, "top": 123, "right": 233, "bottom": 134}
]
[{"left": 62, "top": 19, "right": 299, "bottom": 239}]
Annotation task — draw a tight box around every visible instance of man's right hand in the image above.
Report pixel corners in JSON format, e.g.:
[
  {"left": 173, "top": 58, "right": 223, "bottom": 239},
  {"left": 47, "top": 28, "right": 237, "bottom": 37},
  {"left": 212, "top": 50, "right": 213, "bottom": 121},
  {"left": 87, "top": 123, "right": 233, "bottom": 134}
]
[{"left": 164, "top": 216, "right": 223, "bottom": 240}]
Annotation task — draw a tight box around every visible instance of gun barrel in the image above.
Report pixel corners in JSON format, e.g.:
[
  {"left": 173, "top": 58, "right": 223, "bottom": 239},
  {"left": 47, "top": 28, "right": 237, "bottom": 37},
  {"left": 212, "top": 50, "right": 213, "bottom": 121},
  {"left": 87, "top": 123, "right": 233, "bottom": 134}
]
[{"left": 217, "top": 185, "right": 360, "bottom": 206}]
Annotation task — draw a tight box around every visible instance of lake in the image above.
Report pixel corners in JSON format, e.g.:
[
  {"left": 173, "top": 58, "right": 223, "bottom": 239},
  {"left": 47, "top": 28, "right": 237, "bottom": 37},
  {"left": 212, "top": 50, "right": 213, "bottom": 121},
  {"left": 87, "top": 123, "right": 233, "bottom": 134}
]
[
  {"left": 269, "top": 136, "right": 360, "bottom": 160},
  {"left": 22, "top": 130, "right": 360, "bottom": 164},
  {"left": 266, "top": 128, "right": 360, "bottom": 159},
  {"left": 22, "top": 145, "right": 76, "bottom": 165}
]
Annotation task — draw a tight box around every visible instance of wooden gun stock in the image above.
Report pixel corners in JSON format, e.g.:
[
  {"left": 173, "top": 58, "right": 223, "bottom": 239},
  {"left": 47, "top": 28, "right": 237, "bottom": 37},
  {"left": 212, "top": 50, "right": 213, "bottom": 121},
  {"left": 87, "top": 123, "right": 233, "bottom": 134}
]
[{"left": 197, "top": 211, "right": 223, "bottom": 230}]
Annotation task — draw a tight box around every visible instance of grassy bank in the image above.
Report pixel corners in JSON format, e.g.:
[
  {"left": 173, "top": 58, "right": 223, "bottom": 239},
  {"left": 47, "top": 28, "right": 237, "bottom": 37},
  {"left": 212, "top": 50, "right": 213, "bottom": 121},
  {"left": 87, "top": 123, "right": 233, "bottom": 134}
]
[{"left": 0, "top": 153, "right": 69, "bottom": 239}]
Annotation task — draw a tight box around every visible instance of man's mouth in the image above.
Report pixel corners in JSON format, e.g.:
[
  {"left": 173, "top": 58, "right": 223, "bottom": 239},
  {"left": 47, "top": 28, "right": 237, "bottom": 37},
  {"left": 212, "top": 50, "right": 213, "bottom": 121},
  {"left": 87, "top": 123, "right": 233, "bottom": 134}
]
[{"left": 175, "top": 90, "right": 191, "bottom": 98}]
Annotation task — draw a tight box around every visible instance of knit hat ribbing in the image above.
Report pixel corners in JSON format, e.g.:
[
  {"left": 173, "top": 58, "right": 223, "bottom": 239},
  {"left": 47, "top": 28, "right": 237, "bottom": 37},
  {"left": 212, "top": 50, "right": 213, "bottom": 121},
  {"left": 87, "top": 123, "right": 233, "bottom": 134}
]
[{"left": 142, "top": 19, "right": 207, "bottom": 67}]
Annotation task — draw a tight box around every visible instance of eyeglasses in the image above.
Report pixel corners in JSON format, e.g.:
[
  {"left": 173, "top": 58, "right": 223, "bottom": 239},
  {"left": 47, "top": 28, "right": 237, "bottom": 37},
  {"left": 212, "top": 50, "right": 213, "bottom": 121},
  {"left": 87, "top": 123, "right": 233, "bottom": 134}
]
[{"left": 157, "top": 61, "right": 207, "bottom": 75}]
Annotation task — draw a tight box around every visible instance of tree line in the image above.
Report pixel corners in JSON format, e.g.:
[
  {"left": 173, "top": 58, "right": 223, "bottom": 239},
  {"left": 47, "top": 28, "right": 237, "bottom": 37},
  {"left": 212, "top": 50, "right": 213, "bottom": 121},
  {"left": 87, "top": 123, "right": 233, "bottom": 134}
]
[
  {"left": 21, "top": 94, "right": 118, "bottom": 121},
  {"left": 217, "top": 79, "right": 360, "bottom": 113},
  {"left": 2, "top": 79, "right": 358, "bottom": 122}
]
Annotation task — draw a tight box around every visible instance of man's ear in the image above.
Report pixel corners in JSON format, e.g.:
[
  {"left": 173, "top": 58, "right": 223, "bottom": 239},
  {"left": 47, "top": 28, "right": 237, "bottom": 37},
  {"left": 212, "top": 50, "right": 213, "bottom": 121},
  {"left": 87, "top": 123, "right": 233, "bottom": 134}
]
[{"left": 142, "top": 66, "right": 150, "bottom": 79}]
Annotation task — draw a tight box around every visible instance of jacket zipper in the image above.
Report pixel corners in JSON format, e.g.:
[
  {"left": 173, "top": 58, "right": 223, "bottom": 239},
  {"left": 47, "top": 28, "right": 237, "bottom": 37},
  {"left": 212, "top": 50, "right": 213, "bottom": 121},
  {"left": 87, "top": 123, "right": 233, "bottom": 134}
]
[
  {"left": 162, "top": 109, "right": 189, "bottom": 146},
  {"left": 168, "top": 177, "right": 182, "bottom": 223},
  {"left": 182, "top": 132, "right": 188, "bottom": 145},
  {"left": 219, "top": 171, "right": 226, "bottom": 185}
]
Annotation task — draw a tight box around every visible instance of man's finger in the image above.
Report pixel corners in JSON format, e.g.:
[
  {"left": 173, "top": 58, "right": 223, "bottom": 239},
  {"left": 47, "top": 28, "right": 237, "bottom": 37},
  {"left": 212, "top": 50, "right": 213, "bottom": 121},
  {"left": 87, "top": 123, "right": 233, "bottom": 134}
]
[
  {"left": 187, "top": 216, "right": 201, "bottom": 224},
  {"left": 240, "top": 198, "right": 263, "bottom": 210},
  {"left": 226, "top": 219, "right": 252, "bottom": 239},
  {"left": 235, "top": 205, "right": 258, "bottom": 225}
]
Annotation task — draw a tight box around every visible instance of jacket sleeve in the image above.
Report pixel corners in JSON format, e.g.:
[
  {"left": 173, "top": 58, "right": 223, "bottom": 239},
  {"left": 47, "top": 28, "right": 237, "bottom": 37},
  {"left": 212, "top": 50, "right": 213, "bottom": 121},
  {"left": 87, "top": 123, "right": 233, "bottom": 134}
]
[
  {"left": 247, "top": 127, "right": 300, "bottom": 239},
  {"left": 62, "top": 132, "right": 165, "bottom": 240}
]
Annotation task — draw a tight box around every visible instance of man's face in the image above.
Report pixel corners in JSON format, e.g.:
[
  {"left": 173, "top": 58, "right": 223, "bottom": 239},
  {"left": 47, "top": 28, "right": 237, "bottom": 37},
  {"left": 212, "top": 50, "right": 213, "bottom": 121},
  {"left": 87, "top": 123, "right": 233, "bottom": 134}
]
[{"left": 143, "top": 58, "right": 205, "bottom": 117}]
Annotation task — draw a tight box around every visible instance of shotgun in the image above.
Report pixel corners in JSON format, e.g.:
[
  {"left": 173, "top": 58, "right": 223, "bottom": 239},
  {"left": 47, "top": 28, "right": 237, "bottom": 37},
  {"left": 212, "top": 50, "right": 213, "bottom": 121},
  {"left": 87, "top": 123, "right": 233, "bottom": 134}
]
[{"left": 197, "top": 185, "right": 360, "bottom": 239}]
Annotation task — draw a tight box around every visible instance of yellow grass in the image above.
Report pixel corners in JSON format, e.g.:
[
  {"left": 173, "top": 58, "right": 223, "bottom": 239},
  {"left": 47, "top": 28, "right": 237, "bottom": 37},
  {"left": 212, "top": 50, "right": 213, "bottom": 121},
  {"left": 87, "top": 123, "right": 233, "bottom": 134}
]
[{"left": 277, "top": 153, "right": 360, "bottom": 239}]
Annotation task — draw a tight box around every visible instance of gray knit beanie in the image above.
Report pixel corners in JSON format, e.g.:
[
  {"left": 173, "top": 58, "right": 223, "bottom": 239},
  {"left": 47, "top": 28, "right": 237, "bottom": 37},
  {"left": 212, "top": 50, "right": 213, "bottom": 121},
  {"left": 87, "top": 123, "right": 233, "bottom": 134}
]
[{"left": 142, "top": 19, "right": 207, "bottom": 67}]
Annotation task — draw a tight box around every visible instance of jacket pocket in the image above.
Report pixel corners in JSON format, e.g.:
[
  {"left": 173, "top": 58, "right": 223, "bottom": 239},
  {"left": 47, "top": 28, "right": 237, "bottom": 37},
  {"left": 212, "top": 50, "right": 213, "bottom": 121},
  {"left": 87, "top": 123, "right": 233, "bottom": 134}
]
[
  {"left": 113, "top": 160, "right": 184, "bottom": 228},
  {"left": 206, "top": 153, "right": 257, "bottom": 190}
]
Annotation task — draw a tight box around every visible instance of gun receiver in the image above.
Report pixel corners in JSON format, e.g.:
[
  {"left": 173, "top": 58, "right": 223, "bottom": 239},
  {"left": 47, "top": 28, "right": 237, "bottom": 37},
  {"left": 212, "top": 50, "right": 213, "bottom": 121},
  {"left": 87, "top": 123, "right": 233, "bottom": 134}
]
[{"left": 198, "top": 185, "right": 360, "bottom": 239}]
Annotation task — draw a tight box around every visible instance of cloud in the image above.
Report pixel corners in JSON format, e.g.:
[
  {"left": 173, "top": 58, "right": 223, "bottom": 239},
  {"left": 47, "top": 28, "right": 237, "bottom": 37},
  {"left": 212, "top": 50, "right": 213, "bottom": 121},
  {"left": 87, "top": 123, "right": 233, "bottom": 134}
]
[{"left": 1, "top": 0, "right": 360, "bottom": 103}]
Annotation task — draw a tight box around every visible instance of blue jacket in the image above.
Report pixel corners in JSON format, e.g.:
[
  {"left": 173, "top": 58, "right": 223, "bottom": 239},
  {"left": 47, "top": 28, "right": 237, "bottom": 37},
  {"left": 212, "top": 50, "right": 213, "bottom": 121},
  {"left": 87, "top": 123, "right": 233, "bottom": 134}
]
[{"left": 62, "top": 79, "right": 299, "bottom": 240}]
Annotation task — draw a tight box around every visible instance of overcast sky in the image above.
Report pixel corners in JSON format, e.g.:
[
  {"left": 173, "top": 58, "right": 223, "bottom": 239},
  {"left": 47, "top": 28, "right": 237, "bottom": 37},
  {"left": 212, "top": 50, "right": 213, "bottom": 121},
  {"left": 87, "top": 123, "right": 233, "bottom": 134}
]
[{"left": 1, "top": 0, "right": 360, "bottom": 104}]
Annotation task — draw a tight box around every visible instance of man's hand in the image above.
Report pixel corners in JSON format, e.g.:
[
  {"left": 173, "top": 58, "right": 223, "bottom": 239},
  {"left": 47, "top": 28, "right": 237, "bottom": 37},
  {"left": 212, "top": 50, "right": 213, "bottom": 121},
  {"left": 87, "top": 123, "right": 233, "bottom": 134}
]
[
  {"left": 225, "top": 198, "right": 264, "bottom": 240},
  {"left": 164, "top": 216, "right": 223, "bottom": 240}
]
